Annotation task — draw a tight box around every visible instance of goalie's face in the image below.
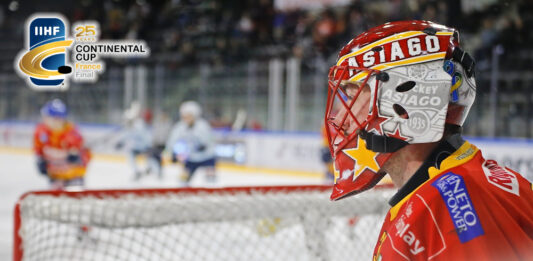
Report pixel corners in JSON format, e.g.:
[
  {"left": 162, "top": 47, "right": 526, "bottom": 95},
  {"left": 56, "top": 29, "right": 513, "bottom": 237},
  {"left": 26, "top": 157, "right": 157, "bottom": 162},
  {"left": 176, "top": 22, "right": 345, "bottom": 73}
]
[
  {"left": 325, "top": 66, "right": 392, "bottom": 200},
  {"left": 331, "top": 82, "right": 370, "bottom": 137}
]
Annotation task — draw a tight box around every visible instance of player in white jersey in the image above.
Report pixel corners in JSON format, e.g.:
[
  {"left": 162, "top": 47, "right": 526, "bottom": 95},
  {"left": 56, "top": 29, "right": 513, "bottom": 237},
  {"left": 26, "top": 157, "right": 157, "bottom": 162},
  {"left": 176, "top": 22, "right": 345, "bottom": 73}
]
[
  {"left": 166, "top": 101, "right": 217, "bottom": 184},
  {"left": 116, "top": 102, "right": 155, "bottom": 180}
]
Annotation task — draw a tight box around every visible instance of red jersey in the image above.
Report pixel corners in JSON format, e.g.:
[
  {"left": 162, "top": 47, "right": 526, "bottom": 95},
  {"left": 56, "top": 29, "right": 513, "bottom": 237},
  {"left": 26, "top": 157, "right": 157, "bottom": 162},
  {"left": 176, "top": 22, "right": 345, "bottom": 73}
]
[
  {"left": 33, "top": 122, "right": 90, "bottom": 180},
  {"left": 373, "top": 138, "right": 533, "bottom": 261}
]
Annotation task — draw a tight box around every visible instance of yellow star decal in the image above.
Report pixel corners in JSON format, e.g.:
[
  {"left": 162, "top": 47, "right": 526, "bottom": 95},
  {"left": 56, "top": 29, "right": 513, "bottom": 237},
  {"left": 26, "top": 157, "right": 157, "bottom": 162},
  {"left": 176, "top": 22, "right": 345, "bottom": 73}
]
[{"left": 342, "top": 136, "right": 380, "bottom": 180}]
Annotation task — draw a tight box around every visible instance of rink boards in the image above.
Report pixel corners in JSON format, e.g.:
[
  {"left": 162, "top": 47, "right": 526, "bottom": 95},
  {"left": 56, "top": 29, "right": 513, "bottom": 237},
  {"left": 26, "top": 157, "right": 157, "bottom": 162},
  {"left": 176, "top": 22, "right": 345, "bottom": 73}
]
[{"left": 1, "top": 121, "right": 532, "bottom": 179}]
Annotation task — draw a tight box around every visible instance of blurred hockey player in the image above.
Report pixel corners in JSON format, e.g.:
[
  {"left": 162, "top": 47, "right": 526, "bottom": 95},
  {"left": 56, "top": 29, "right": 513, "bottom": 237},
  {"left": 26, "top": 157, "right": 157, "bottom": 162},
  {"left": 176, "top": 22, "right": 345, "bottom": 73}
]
[
  {"left": 33, "top": 99, "right": 91, "bottom": 190},
  {"left": 166, "top": 101, "right": 217, "bottom": 184},
  {"left": 325, "top": 21, "right": 533, "bottom": 260},
  {"left": 116, "top": 102, "right": 155, "bottom": 180},
  {"left": 150, "top": 110, "right": 173, "bottom": 178}
]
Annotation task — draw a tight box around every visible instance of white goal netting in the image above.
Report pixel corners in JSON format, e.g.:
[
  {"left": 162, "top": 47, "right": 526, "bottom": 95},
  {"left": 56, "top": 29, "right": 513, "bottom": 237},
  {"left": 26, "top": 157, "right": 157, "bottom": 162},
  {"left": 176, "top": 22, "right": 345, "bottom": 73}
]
[{"left": 14, "top": 186, "right": 394, "bottom": 261}]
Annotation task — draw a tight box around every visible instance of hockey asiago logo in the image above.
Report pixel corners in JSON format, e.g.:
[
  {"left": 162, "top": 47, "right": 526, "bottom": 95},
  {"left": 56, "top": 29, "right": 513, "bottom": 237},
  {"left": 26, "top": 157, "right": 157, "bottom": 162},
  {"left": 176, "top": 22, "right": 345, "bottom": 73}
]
[
  {"left": 376, "top": 61, "right": 451, "bottom": 142},
  {"left": 337, "top": 31, "right": 453, "bottom": 82},
  {"left": 482, "top": 160, "right": 520, "bottom": 196}
]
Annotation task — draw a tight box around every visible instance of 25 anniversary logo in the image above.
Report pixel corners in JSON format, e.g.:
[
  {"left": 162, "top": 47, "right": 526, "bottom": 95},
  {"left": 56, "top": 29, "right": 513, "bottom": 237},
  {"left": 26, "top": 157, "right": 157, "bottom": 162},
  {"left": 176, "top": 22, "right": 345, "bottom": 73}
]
[{"left": 16, "top": 13, "right": 149, "bottom": 90}]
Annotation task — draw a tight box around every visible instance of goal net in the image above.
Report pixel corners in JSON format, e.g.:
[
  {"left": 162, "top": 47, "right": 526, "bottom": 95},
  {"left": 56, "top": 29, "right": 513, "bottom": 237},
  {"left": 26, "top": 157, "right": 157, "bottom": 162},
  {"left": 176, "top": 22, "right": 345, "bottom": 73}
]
[{"left": 14, "top": 185, "right": 394, "bottom": 261}]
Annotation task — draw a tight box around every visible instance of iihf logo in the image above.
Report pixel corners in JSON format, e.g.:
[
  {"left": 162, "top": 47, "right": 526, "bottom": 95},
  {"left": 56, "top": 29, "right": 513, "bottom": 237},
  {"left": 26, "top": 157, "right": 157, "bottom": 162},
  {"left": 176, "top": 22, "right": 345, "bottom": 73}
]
[{"left": 16, "top": 14, "right": 73, "bottom": 90}]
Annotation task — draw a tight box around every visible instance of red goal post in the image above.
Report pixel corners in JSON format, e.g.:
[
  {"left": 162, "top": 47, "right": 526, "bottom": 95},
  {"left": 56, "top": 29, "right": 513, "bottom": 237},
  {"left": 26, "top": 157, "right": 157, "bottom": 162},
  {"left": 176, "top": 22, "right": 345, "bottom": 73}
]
[{"left": 14, "top": 185, "right": 394, "bottom": 261}]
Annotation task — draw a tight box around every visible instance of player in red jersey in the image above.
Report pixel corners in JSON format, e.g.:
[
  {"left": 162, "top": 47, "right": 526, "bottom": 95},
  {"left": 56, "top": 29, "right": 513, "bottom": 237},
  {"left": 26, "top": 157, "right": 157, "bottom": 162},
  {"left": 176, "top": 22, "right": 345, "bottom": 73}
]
[
  {"left": 324, "top": 20, "right": 533, "bottom": 260},
  {"left": 34, "top": 99, "right": 91, "bottom": 190}
]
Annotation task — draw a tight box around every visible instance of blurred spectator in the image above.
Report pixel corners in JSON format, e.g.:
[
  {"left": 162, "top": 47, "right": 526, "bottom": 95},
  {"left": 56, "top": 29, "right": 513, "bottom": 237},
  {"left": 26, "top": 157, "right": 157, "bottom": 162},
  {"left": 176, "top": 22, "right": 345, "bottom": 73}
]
[
  {"left": 343, "top": 6, "right": 367, "bottom": 42},
  {"left": 3, "top": 0, "right": 531, "bottom": 68},
  {"left": 313, "top": 9, "right": 337, "bottom": 55},
  {"left": 1, "top": 0, "right": 533, "bottom": 138}
]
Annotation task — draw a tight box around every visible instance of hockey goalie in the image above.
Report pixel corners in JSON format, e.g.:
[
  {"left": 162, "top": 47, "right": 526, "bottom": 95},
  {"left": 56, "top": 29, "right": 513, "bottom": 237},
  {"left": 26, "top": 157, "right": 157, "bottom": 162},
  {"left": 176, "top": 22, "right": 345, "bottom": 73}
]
[{"left": 324, "top": 20, "right": 533, "bottom": 260}]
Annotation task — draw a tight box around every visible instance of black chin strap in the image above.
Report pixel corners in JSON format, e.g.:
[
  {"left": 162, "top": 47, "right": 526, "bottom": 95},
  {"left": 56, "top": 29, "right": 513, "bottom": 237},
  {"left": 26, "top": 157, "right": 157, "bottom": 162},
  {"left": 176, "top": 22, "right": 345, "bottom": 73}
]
[
  {"left": 452, "top": 47, "right": 475, "bottom": 78},
  {"left": 359, "top": 130, "right": 408, "bottom": 153}
]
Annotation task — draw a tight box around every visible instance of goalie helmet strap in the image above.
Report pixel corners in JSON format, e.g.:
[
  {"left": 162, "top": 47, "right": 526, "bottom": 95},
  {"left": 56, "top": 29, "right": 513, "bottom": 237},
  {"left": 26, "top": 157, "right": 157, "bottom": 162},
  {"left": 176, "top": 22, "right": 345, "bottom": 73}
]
[
  {"left": 452, "top": 47, "right": 475, "bottom": 78},
  {"left": 359, "top": 130, "right": 409, "bottom": 153}
]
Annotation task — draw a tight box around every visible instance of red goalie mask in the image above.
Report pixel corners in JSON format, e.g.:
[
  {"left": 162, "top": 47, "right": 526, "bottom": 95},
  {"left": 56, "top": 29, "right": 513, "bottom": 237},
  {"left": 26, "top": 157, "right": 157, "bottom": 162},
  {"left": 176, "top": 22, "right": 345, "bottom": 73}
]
[{"left": 326, "top": 20, "right": 476, "bottom": 200}]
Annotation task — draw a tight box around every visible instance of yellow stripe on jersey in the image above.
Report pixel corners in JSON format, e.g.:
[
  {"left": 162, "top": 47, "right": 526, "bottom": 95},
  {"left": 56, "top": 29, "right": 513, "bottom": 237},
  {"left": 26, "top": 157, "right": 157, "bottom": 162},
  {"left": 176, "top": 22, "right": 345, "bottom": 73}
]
[{"left": 427, "top": 141, "right": 478, "bottom": 178}]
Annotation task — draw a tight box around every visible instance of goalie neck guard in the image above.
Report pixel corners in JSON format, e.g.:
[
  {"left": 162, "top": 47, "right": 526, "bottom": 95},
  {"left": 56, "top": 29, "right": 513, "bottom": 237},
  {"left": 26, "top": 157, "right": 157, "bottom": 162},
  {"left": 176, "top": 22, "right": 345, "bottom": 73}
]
[{"left": 326, "top": 20, "right": 476, "bottom": 200}]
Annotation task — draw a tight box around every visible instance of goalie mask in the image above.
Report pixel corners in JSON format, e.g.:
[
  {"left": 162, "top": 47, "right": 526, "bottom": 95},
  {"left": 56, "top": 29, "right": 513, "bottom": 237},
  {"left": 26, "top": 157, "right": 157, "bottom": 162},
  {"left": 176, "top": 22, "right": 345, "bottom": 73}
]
[{"left": 326, "top": 21, "right": 476, "bottom": 200}]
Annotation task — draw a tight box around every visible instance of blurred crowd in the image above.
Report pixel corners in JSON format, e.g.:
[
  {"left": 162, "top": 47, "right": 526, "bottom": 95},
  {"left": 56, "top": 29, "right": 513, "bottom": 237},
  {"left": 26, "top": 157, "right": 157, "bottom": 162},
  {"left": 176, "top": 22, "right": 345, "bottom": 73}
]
[
  {"left": 0, "top": 0, "right": 532, "bottom": 137},
  {"left": 0, "top": 0, "right": 531, "bottom": 69}
]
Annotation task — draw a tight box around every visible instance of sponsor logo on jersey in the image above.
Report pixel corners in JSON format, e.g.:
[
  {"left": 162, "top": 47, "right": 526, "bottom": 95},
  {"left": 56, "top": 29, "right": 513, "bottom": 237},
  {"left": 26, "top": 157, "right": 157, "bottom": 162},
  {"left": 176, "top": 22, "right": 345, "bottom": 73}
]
[
  {"left": 482, "top": 160, "right": 520, "bottom": 196},
  {"left": 404, "top": 201, "right": 414, "bottom": 217},
  {"left": 432, "top": 172, "right": 484, "bottom": 243},
  {"left": 393, "top": 216, "right": 425, "bottom": 255},
  {"left": 455, "top": 147, "right": 474, "bottom": 160}
]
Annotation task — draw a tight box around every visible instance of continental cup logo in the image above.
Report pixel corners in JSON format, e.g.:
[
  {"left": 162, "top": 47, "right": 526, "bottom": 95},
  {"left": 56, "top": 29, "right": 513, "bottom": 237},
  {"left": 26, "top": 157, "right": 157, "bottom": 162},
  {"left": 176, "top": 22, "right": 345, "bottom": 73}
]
[
  {"left": 17, "top": 13, "right": 149, "bottom": 90},
  {"left": 17, "top": 14, "right": 72, "bottom": 90}
]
